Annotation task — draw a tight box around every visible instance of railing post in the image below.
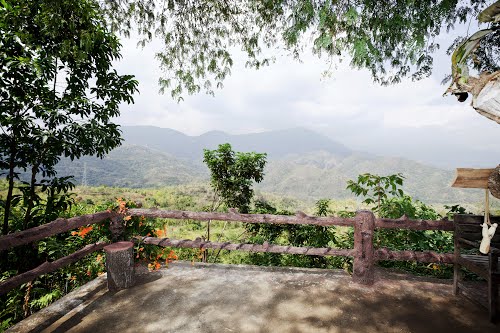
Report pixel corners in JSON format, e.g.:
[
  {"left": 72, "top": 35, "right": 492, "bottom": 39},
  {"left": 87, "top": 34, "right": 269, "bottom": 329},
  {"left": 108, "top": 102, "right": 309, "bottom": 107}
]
[
  {"left": 110, "top": 214, "right": 125, "bottom": 242},
  {"left": 104, "top": 241, "right": 135, "bottom": 292},
  {"left": 353, "top": 210, "right": 375, "bottom": 285}
]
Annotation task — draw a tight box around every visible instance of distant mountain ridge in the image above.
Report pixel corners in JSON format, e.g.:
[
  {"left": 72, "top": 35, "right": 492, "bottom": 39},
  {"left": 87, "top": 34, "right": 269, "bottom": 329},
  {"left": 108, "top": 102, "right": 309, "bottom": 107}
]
[
  {"left": 120, "top": 126, "right": 351, "bottom": 161},
  {"left": 55, "top": 126, "right": 483, "bottom": 203}
]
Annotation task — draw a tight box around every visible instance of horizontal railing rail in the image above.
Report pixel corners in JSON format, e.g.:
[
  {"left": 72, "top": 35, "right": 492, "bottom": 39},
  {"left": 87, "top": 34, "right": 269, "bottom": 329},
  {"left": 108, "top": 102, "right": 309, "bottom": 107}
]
[
  {"left": 134, "top": 236, "right": 355, "bottom": 257},
  {"left": 0, "top": 242, "right": 108, "bottom": 296},
  {"left": 375, "top": 216, "right": 453, "bottom": 231},
  {"left": 128, "top": 208, "right": 354, "bottom": 227},
  {"left": 0, "top": 211, "right": 115, "bottom": 251},
  {"left": 0, "top": 212, "right": 117, "bottom": 296},
  {"left": 128, "top": 208, "right": 454, "bottom": 230}
]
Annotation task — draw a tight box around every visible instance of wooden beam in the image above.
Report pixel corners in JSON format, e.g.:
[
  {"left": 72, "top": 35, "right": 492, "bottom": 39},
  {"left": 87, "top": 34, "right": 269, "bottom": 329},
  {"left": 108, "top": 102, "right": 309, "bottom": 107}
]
[
  {"left": 129, "top": 209, "right": 355, "bottom": 227},
  {"left": 375, "top": 216, "right": 454, "bottom": 231},
  {"left": 129, "top": 209, "right": 454, "bottom": 231},
  {"left": 451, "top": 168, "right": 495, "bottom": 189},
  {"left": 0, "top": 211, "right": 114, "bottom": 251},
  {"left": 375, "top": 248, "right": 454, "bottom": 264},
  {"left": 0, "top": 242, "right": 108, "bottom": 296},
  {"left": 134, "top": 236, "right": 355, "bottom": 257}
]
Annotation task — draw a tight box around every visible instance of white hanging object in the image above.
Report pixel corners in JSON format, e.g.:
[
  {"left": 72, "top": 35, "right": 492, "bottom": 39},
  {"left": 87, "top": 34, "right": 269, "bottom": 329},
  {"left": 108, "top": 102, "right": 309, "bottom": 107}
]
[
  {"left": 479, "top": 189, "right": 498, "bottom": 254},
  {"left": 480, "top": 223, "right": 498, "bottom": 254},
  {"left": 472, "top": 75, "right": 500, "bottom": 124}
]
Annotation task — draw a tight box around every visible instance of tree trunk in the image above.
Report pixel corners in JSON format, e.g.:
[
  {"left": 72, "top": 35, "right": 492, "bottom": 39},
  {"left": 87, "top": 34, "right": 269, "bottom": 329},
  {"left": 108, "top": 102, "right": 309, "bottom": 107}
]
[
  {"left": 489, "top": 165, "right": 500, "bottom": 200},
  {"left": 104, "top": 241, "right": 135, "bottom": 292},
  {"left": 23, "top": 164, "right": 39, "bottom": 230},
  {"left": 3, "top": 139, "right": 16, "bottom": 236}
]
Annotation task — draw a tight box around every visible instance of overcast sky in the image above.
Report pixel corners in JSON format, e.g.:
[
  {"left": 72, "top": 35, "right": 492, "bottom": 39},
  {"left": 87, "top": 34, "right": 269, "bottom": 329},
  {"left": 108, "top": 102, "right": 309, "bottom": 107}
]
[{"left": 113, "top": 24, "right": 500, "bottom": 170}]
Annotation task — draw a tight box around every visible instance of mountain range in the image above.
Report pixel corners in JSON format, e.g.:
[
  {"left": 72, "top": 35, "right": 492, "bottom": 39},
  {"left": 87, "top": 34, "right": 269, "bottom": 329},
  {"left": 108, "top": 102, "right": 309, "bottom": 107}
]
[{"left": 56, "top": 126, "right": 483, "bottom": 203}]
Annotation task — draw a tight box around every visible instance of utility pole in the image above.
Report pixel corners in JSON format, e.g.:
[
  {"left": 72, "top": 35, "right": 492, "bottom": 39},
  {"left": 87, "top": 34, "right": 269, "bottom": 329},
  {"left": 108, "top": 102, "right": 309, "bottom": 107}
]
[{"left": 81, "top": 162, "right": 88, "bottom": 187}]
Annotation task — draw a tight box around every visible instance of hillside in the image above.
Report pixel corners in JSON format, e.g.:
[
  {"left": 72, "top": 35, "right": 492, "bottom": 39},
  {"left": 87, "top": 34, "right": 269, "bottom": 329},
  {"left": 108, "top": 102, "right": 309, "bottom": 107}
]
[
  {"left": 259, "top": 152, "right": 480, "bottom": 203},
  {"left": 121, "top": 126, "right": 351, "bottom": 160},
  {"left": 56, "top": 145, "right": 206, "bottom": 188},
  {"left": 55, "top": 126, "right": 484, "bottom": 204}
]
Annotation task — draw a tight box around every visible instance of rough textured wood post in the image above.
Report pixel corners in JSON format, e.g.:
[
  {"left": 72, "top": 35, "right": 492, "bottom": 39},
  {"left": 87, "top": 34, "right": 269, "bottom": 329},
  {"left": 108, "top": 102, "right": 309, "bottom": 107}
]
[
  {"left": 104, "top": 241, "right": 135, "bottom": 292},
  {"left": 488, "top": 165, "right": 500, "bottom": 199},
  {"left": 109, "top": 214, "right": 125, "bottom": 242},
  {"left": 353, "top": 210, "right": 375, "bottom": 285},
  {"left": 453, "top": 220, "right": 461, "bottom": 296},
  {"left": 488, "top": 252, "right": 498, "bottom": 322}
]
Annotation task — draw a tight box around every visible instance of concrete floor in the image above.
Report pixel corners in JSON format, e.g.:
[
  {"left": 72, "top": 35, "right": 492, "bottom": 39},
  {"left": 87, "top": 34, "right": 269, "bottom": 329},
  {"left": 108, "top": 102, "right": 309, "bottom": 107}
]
[{"left": 8, "top": 262, "right": 499, "bottom": 333}]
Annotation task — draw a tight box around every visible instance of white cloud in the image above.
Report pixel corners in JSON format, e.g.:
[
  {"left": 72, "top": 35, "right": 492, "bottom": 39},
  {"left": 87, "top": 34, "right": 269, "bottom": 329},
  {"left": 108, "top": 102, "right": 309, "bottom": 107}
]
[
  {"left": 111, "top": 29, "right": 500, "bottom": 168},
  {"left": 383, "top": 102, "right": 476, "bottom": 129}
]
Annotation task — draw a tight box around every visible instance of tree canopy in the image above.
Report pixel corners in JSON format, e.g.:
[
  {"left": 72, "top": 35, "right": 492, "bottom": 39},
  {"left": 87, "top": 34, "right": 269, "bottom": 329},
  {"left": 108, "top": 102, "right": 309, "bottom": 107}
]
[
  {"left": 203, "top": 143, "right": 266, "bottom": 214},
  {"left": 0, "top": 0, "right": 138, "bottom": 236},
  {"left": 100, "top": 0, "right": 498, "bottom": 101}
]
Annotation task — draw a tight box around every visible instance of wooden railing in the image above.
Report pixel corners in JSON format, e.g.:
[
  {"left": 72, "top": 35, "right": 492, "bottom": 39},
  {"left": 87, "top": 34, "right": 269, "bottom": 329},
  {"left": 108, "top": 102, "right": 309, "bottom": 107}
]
[
  {"left": 0, "top": 208, "right": 455, "bottom": 295},
  {"left": 0, "top": 211, "right": 119, "bottom": 295},
  {"left": 128, "top": 209, "right": 454, "bottom": 285}
]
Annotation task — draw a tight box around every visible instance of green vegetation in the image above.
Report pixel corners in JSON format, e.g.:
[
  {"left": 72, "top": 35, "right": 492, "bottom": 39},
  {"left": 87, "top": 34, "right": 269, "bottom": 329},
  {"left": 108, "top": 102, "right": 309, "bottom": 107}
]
[
  {"left": 0, "top": 0, "right": 136, "bottom": 329},
  {"left": 203, "top": 143, "right": 267, "bottom": 213},
  {"left": 244, "top": 198, "right": 354, "bottom": 272},
  {"left": 0, "top": 0, "right": 137, "bottom": 237},
  {"left": 0, "top": 175, "right": 492, "bottom": 330},
  {"left": 347, "top": 173, "right": 456, "bottom": 277}
]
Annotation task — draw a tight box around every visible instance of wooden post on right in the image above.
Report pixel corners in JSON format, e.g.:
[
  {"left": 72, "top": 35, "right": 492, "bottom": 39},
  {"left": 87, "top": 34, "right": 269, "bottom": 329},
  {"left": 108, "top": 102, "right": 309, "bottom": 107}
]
[{"left": 353, "top": 210, "right": 375, "bottom": 285}]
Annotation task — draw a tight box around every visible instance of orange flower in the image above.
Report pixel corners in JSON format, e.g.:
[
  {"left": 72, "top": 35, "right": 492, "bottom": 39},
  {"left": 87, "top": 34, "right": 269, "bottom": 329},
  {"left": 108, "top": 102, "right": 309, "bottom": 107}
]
[
  {"left": 116, "top": 198, "right": 127, "bottom": 213},
  {"left": 166, "top": 250, "right": 178, "bottom": 263},
  {"left": 71, "top": 226, "right": 93, "bottom": 238},
  {"left": 78, "top": 226, "right": 93, "bottom": 238},
  {"left": 123, "top": 215, "right": 132, "bottom": 221},
  {"left": 155, "top": 229, "right": 165, "bottom": 238}
]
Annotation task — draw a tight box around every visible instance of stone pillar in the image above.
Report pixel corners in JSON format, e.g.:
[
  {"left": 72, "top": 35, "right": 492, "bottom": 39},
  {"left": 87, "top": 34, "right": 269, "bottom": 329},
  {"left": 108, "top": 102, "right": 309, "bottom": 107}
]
[
  {"left": 104, "top": 241, "right": 135, "bottom": 291},
  {"left": 353, "top": 210, "right": 375, "bottom": 285}
]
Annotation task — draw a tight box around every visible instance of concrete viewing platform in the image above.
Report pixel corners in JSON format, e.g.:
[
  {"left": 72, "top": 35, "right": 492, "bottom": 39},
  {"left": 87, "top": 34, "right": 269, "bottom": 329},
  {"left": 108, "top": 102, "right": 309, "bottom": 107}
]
[{"left": 8, "top": 262, "right": 499, "bottom": 333}]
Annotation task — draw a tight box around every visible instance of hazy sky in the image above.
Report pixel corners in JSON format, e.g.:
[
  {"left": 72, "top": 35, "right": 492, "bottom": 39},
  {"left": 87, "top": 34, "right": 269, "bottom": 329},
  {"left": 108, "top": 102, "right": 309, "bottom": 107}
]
[{"left": 113, "top": 23, "right": 500, "bottom": 170}]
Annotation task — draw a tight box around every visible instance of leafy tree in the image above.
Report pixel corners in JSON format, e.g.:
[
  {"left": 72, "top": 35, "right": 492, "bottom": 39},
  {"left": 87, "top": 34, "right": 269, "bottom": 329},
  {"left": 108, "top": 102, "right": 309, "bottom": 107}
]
[
  {"left": 98, "top": 1, "right": 497, "bottom": 101},
  {"left": 203, "top": 143, "right": 267, "bottom": 214},
  {"left": 346, "top": 172, "right": 454, "bottom": 277},
  {"left": 0, "top": 0, "right": 138, "bottom": 240},
  {"left": 346, "top": 173, "right": 405, "bottom": 213},
  {"left": 315, "top": 198, "right": 333, "bottom": 217}
]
